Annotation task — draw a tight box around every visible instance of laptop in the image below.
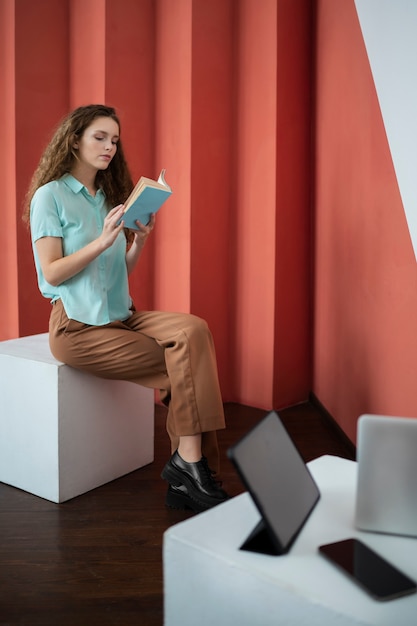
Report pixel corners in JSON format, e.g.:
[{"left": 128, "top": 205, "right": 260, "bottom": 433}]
[
  {"left": 227, "top": 411, "right": 320, "bottom": 555},
  {"left": 355, "top": 414, "right": 417, "bottom": 537}
]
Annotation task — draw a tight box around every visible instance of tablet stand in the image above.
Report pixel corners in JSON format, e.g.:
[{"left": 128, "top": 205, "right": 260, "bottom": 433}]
[{"left": 240, "top": 519, "right": 283, "bottom": 556}]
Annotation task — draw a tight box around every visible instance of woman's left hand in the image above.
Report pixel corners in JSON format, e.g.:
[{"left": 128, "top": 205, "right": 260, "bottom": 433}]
[
  {"left": 133, "top": 213, "right": 156, "bottom": 242},
  {"left": 125, "top": 214, "right": 156, "bottom": 273}
]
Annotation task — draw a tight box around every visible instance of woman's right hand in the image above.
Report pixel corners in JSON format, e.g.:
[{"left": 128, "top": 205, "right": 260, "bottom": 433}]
[{"left": 99, "top": 205, "right": 126, "bottom": 249}]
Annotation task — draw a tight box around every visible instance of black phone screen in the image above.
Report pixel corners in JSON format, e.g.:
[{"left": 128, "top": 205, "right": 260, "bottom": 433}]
[{"left": 319, "top": 538, "right": 417, "bottom": 601}]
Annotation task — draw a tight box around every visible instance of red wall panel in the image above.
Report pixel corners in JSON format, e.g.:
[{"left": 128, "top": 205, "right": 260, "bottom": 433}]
[
  {"left": 3, "top": 0, "right": 416, "bottom": 434},
  {"left": 1, "top": 0, "right": 313, "bottom": 411},
  {"left": 70, "top": 0, "right": 105, "bottom": 105},
  {"left": 188, "top": 0, "right": 235, "bottom": 393},
  {"left": 104, "top": 0, "right": 156, "bottom": 309},
  {"left": 0, "top": 0, "right": 18, "bottom": 339},
  {"left": 274, "top": 0, "right": 313, "bottom": 407},
  {"left": 232, "top": 0, "right": 278, "bottom": 407},
  {"left": 11, "top": 0, "right": 69, "bottom": 337},
  {"left": 314, "top": 0, "right": 417, "bottom": 441},
  {"left": 153, "top": 0, "right": 192, "bottom": 313}
]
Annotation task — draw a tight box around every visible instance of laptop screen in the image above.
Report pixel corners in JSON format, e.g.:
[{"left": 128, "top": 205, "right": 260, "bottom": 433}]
[{"left": 355, "top": 414, "right": 417, "bottom": 537}]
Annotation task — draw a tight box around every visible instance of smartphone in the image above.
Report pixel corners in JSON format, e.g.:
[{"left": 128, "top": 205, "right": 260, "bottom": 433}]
[{"left": 319, "top": 538, "right": 417, "bottom": 601}]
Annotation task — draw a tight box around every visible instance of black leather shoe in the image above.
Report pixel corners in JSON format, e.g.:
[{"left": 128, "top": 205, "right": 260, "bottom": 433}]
[{"left": 161, "top": 451, "right": 229, "bottom": 511}]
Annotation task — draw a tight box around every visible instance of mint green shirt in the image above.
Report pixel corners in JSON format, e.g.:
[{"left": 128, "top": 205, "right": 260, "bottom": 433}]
[{"left": 30, "top": 174, "right": 132, "bottom": 325}]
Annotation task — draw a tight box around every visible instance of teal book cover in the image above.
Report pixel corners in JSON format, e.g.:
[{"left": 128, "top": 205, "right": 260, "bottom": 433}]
[{"left": 119, "top": 169, "right": 172, "bottom": 229}]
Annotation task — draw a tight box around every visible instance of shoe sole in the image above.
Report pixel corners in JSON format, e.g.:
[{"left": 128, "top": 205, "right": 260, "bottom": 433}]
[{"left": 165, "top": 487, "right": 206, "bottom": 513}]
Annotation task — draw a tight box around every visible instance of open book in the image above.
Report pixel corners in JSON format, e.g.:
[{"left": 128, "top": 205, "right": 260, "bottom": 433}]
[{"left": 118, "top": 169, "right": 172, "bottom": 229}]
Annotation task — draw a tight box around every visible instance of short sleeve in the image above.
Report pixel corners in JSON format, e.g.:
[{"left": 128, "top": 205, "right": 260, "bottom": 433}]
[{"left": 30, "top": 184, "right": 64, "bottom": 243}]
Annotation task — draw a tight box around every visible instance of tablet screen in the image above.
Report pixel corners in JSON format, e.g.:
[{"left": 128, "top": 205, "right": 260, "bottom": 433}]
[{"left": 228, "top": 412, "right": 320, "bottom": 554}]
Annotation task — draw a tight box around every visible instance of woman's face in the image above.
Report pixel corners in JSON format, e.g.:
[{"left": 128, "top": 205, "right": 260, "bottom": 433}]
[{"left": 73, "top": 116, "right": 120, "bottom": 172}]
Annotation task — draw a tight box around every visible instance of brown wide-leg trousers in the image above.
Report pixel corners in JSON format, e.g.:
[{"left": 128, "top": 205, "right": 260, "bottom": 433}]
[{"left": 49, "top": 299, "right": 225, "bottom": 472}]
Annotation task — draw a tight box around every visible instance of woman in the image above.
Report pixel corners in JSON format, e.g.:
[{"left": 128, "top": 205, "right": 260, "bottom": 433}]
[{"left": 23, "top": 104, "right": 228, "bottom": 513}]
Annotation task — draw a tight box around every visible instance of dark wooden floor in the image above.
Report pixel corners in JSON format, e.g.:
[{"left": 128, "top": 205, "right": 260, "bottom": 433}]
[{"left": 0, "top": 401, "right": 355, "bottom": 626}]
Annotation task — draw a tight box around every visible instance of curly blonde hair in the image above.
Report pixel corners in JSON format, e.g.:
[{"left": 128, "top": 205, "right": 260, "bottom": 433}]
[{"left": 23, "top": 104, "right": 134, "bottom": 223}]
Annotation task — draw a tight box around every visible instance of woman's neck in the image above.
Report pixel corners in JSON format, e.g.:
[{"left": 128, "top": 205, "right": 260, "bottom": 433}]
[{"left": 70, "top": 164, "right": 98, "bottom": 196}]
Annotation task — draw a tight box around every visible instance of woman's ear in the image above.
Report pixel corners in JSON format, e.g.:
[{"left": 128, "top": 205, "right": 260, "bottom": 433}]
[{"left": 70, "top": 132, "right": 79, "bottom": 149}]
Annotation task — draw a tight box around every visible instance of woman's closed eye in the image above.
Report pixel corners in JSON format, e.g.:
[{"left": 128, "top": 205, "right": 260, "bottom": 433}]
[{"left": 95, "top": 135, "right": 119, "bottom": 145}]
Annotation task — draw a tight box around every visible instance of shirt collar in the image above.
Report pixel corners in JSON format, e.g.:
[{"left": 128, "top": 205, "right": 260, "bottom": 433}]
[
  {"left": 61, "top": 173, "right": 105, "bottom": 197},
  {"left": 61, "top": 173, "right": 84, "bottom": 194}
]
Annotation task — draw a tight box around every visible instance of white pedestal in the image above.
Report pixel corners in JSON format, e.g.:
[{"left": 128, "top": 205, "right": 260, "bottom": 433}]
[
  {"left": 164, "top": 455, "right": 417, "bottom": 626},
  {"left": 0, "top": 333, "right": 154, "bottom": 503}
]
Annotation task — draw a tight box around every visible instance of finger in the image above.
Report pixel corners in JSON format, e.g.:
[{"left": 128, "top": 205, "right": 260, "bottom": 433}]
[
  {"left": 107, "top": 204, "right": 125, "bottom": 219},
  {"left": 134, "top": 219, "right": 146, "bottom": 230}
]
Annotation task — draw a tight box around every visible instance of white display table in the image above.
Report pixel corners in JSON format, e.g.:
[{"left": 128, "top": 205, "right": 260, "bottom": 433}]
[{"left": 164, "top": 455, "right": 417, "bottom": 625}]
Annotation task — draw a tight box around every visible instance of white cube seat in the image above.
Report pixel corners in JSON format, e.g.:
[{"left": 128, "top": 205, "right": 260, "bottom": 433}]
[{"left": 0, "top": 333, "right": 154, "bottom": 503}]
